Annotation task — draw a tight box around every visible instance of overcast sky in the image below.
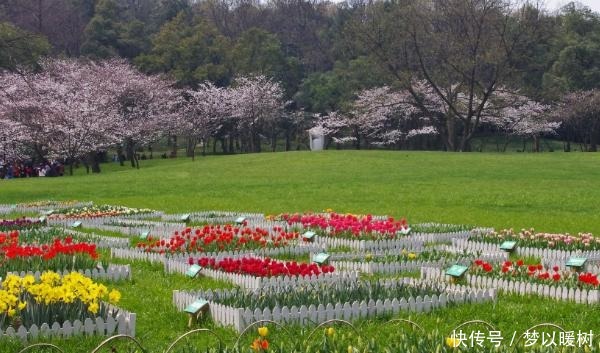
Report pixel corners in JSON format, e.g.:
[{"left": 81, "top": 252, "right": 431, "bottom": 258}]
[{"left": 546, "top": 0, "right": 600, "bottom": 13}]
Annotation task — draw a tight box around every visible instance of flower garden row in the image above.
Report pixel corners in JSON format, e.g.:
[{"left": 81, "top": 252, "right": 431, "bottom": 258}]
[{"left": 1, "top": 201, "right": 600, "bottom": 346}]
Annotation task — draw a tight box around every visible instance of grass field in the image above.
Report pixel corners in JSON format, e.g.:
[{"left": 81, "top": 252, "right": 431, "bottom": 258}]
[
  {"left": 2, "top": 150, "right": 600, "bottom": 233},
  {"left": 1, "top": 150, "right": 600, "bottom": 352}
]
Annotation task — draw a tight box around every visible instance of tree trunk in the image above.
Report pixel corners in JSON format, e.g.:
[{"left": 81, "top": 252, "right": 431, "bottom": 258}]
[
  {"left": 170, "top": 135, "right": 178, "bottom": 158},
  {"left": 126, "top": 141, "right": 135, "bottom": 168},
  {"left": 446, "top": 116, "right": 456, "bottom": 151},
  {"left": 220, "top": 138, "right": 227, "bottom": 154},
  {"left": 502, "top": 136, "right": 510, "bottom": 152},
  {"left": 91, "top": 153, "right": 101, "bottom": 173},
  {"left": 116, "top": 145, "right": 125, "bottom": 166},
  {"left": 186, "top": 138, "right": 195, "bottom": 157},
  {"left": 533, "top": 135, "right": 540, "bottom": 153},
  {"left": 459, "top": 136, "right": 471, "bottom": 152},
  {"left": 69, "top": 160, "right": 74, "bottom": 176},
  {"left": 271, "top": 132, "right": 277, "bottom": 152},
  {"left": 285, "top": 133, "right": 291, "bottom": 151},
  {"left": 590, "top": 132, "right": 598, "bottom": 152}
]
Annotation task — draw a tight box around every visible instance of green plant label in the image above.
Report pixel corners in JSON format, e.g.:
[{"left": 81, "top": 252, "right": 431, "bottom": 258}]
[
  {"left": 313, "top": 252, "right": 330, "bottom": 264},
  {"left": 500, "top": 241, "right": 517, "bottom": 251},
  {"left": 186, "top": 264, "right": 202, "bottom": 278},
  {"left": 303, "top": 231, "right": 316, "bottom": 240},
  {"left": 184, "top": 299, "right": 208, "bottom": 314},
  {"left": 566, "top": 257, "right": 587, "bottom": 268},
  {"left": 446, "top": 264, "right": 468, "bottom": 278}
]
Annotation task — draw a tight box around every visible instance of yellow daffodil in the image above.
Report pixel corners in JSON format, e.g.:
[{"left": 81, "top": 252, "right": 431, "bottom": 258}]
[
  {"left": 109, "top": 289, "right": 121, "bottom": 304},
  {"left": 88, "top": 301, "right": 99, "bottom": 315},
  {"left": 446, "top": 337, "right": 460, "bottom": 348}
]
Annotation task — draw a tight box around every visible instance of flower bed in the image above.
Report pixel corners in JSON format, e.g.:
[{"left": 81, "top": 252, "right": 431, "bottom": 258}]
[
  {"left": 0, "top": 218, "right": 42, "bottom": 231},
  {"left": 470, "top": 228, "right": 600, "bottom": 251},
  {"left": 189, "top": 256, "right": 335, "bottom": 277},
  {"left": 0, "top": 201, "right": 93, "bottom": 216},
  {"left": 326, "top": 249, "right": 488, "bottom": 274},
  {"left": 423, "top": 266, "right": 600, "bottom": 304},
  {"left": 173, "top": 279, "right": 496, "bottom": 332},
  {"left": 452, "top": 237, "right": 600, "bottom": 263},
  {"left": 164, "top": 257, "right": 351, "bottom": 290},
  {"left": 135, "top": 225, "right": 301, "bottom": 253},
  {"left": 0, "top": 230, "right": 98, "bottom": 276},
  {"left": 280, "top": 212, "right": 409, "bottom": 240},
  {"left": 48, "top": 205, "right": 155, "bottom": 220},
  {"left": 472, "top": 259, "right": 600, "bottom": 289},
  {"left": 0, "top": 272, "right": 121, "bottom": 330}
]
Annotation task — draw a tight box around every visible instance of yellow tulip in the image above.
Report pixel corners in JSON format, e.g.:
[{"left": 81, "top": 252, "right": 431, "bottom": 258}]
[
  {"left": 326, "top": 327, "right": 335, "bottom": 336},
  {"left": 258, "top": 326, "right": 269, "bottom": 337},
  {"left": 347, "top": 345, "right": 354, "bottom": 353}
]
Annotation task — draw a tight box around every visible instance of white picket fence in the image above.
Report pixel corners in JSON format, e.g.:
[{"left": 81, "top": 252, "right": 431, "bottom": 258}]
[
  {"left": 59, "top": 228, "right": 131, "bottom": 249},
  {"left": 452, "top": 238, "right": 600, "bottom": 261},
  {"left": 111, "top": 245, "right": 326, "bottom": 265},
  {"left": 315, "top": 237, "right": 425, "bottom": 251},
  {"left": 161, "top": 211, "right": 264, "bottom": 224},
  {"left": 111, "top": 248, "right": 166, "bottom": 264},
  {"left": 164, "top": 258, "right": 358, "bottom": 290},
  {"left": 47, "top": 211, "right": 164, "bottom": 225},
  {"left": 8, "top": 264, "right": 132, "bottom": 282},
  {"left": 331, "top": 260, "right": 449, "bottom": 274},
  {"left": 58, "top": 218, "right": 186, "bottom": 238},
  {"left": 0, "top": 201, "right": 93, "bottom": 215},
  {"left": 173, "top": 284, "right": 495, "bottom": 332},
  {"left": 541, "top": 259, "right": 600, "bottom": 272},
  {"left": 311, "top": 230, "right": 478, "bottom": 251},
  {"left": 420, "top": 267, "right": 600, "bottom": 304},
  {"left": 0, "top": 310, "right": 136, "bottom": 341}
]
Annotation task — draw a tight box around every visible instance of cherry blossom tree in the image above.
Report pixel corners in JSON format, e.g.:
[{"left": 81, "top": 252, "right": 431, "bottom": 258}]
[
  {"left": 0, "top": 70, "right": 52, "bottom": 161},
  {"left": 481, "top": 91, "right": 558, "bottom": 152},
  {"left": 311, "top": 84, "right": 438, "bottom": 149},
  {"left": 183, "top": 82, "right": 232, "bottom": 159},
  {"left": 95, "top": 59, "right": 180, "bottom": 169},
  {"left": 0, "top": 58, "right": 181, "bottom": 173},
  {"left": 230, "top": 75, "right": 285, "bottom": 153},
  {"left": 34, "top": 59, "right": 122, "bottom": 174},
  {"left": 556, "top": 90, "right": 600, "bottom": 152}
]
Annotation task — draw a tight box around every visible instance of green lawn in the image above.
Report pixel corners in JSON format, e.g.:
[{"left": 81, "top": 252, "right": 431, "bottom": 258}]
[
  {"left": 2, "top": 150, "right": 600, "bottom": 233},
  {"left": 2, "top": 151, "right": 600, "bottom": 352}
]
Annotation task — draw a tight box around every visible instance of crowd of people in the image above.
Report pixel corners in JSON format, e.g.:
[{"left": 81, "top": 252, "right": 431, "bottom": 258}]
[{"left": 0, "top": 160, "right": 64, "bottom": 179}]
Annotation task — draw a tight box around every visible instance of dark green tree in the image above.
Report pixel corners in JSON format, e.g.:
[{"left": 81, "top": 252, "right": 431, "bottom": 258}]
[
  {"left": 135, "top": 13, "right": 231, "bottom": 87},
  {"left": 81, "top": 0, "right": 149, "bottom": 59},
  {"left": 0, "top": 22, "right": 50, "bottom": 70}
]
